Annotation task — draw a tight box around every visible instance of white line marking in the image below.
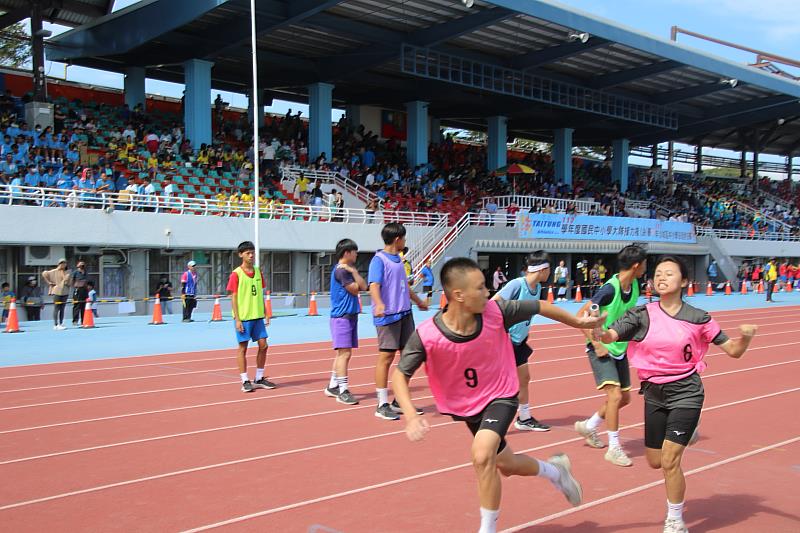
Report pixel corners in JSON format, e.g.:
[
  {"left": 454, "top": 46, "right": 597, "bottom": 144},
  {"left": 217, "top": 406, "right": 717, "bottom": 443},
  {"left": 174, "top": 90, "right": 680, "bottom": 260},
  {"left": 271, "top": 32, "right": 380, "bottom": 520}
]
[
  {"left": 0, "top": 384, "right": 796, "bottom": 516},
  {"left": 177, "top": 390, "right": 800, "bottom": 532},
  {"left": 500, "top": 436, "right": 800, "bottom": 531}
]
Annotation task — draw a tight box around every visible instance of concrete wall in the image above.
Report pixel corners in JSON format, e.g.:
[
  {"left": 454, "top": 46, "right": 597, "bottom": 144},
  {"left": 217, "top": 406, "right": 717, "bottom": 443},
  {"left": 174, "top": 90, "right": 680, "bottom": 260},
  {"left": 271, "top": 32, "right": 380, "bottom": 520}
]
[{"left": 0, "top": 205, "right": 432, "bottom": 252}]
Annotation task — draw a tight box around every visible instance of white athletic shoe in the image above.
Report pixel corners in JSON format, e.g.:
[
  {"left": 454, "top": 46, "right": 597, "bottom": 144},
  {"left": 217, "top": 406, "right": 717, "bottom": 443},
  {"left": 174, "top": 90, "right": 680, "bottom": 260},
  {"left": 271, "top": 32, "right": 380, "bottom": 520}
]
[
  {"left": 604, "top": 445, "right": 633, "bottom": 467},
  {"left": 574, "top": 419, "right": 606, "bottom": 448},
  {"left": 663, "top": 518, "right": 689, "bottom": 533},
  {"left": 547, "top": 453, "right": 583, "bottom": 506}
]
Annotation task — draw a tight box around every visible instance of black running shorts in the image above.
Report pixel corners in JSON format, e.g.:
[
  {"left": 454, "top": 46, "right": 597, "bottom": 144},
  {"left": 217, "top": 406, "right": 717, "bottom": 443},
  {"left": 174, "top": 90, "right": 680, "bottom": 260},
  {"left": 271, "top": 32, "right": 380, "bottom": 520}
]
[{"left": 452, "top": 396, "right": 519, "bottom": 453}]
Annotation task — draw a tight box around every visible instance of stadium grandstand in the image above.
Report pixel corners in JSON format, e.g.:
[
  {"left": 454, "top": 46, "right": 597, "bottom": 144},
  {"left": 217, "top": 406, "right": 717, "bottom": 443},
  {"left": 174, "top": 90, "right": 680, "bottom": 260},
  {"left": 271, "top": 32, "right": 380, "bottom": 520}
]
[
  {"left": 0, "top": 0, "right": 797, "bottom": 307},
  {"left": 2, "top": 2, "right": 800, "bottom": 532}
]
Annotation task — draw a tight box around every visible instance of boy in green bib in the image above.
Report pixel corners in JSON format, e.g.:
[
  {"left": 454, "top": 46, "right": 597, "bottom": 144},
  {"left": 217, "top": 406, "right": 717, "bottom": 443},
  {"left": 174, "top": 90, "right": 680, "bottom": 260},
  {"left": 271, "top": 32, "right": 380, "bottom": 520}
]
[
  {"left": 226, "top": 241, "right": 275, "bottom": 393},
  {"left": 574, "top": 245, "right": 646, "bottom": 467}
]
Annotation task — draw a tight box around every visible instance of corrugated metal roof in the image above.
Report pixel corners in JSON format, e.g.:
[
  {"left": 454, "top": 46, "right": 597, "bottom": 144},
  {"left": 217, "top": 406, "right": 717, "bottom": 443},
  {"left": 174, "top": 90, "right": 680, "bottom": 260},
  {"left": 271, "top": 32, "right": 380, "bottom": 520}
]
[{"left": 0, "top": 0, "right": 112, "bottom": 28}]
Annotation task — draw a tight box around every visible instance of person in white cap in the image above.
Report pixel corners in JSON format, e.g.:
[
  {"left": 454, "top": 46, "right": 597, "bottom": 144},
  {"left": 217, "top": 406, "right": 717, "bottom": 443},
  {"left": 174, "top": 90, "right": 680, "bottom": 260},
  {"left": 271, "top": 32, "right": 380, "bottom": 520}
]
[{"left": 181, "top": 260, "right": 199, "bottom": 322}]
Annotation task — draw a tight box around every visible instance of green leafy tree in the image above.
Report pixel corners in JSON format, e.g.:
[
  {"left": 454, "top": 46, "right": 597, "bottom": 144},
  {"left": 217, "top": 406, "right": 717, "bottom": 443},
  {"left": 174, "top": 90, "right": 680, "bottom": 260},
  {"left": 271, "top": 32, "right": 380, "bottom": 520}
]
[{"left": 0, "top": 22, "right": 32, "bottom": 68}]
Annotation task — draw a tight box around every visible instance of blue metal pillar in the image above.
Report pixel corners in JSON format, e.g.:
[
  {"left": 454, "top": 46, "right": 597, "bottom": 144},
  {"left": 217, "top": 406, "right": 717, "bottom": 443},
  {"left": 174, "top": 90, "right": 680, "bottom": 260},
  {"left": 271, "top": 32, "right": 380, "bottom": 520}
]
[
  {"left": 183, "top": 59, "right": 213, "bottom": 150},
  {"left": 553, "top": 128, "right": 574, "bottom": 185},
  {"left": 487, "top": 115, "right": 507, "bottom": 171},
  {"left": 613, "top": 138, "right": 631, "bottom": 192},
  {"left": 430, "top": 117, "right": 442, "bottom": 145},
  {"left": 308, "top": 82, "right": 333, "bottom": 161},
  {"left": 405, "top": 100, "right": 428, "bottom": 167},
  {"left": 123, "top": 67, "right": 145, "bottom": 110}
]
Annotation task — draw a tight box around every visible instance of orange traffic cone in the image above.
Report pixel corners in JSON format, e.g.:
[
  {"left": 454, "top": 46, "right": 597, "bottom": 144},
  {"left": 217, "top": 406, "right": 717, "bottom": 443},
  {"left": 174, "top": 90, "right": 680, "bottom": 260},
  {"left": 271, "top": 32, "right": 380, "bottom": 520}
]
[
  {"left": 645, "top": 284, "right": 652, "bottom": 300},
  {"left": 757, "top": 281, "right": 764, "bottom": 294},
  {"left": 81, "top": 298, "right": 96, "bottom": 328},
  {"left": 211, "top": 296, "right": 223, "bottom": 321},
  {"left": 149, "top": 294, "right": 165, "bottom": 325},
  {"left": 574, "top": 285, "right": 582, "bottom": 303},
  {"left": 307, "top": 292, "right": 319, "bottom": 316},
  {"left": 773, "top": 282, "right": 780, "bottom": 293},
  {"left": 439, "top": 291, "right": 447, "bottom": 309},
  {"left": 547, "top": 286, "right": 554, "bottom": 303},
  {"left": 3, "top": 298, "right": 22, "bottom": 333},
  {"left": 741, "top": 280, "right": 747, "bottom": 295},
  {"left": 724, "top": 282, "right": 732, "bottom": 295},
  {"left": 786, "top": 281, "right": 793, "bottom": 293},
  {"left": 706, "top": 281, "right": 713, "bottom": 296},
  {"left": 687, "top": 281, "right": 695, "bottom": 297},
  {"left": 264, "top": 291, "right": 273, "bottom": 319}
]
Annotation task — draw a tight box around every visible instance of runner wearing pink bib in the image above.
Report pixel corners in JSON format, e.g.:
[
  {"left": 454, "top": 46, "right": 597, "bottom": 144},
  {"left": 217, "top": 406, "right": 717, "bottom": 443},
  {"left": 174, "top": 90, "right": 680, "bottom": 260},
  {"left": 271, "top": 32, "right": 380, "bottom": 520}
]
[
  {"left": 597, "top": 256, "right": 757, "bottom": 533},
  {"left": 393, "top": 258, "right": 606, "bottom": 533}
]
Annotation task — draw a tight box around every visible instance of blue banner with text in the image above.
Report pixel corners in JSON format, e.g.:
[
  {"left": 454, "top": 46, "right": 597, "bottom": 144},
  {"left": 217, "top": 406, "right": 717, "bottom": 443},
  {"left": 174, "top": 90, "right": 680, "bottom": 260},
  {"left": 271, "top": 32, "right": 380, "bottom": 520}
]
[{"left": 518, "top": 213, "right": 696, "bottom": 243}]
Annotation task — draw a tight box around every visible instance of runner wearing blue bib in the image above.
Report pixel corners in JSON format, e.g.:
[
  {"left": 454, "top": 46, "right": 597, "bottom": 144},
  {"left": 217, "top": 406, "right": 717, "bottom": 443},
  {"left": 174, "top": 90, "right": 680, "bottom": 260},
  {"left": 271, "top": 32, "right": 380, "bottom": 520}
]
[{"left": 492, "top": 251, "right": 552, "bottom": 432}]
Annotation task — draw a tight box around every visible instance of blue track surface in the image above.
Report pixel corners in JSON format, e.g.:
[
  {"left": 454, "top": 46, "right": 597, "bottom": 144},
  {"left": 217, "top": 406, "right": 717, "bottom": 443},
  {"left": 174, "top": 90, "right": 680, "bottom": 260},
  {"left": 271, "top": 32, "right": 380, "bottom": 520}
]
[{"left": 2, "top": 291, "right": 798, "bottom": 367}]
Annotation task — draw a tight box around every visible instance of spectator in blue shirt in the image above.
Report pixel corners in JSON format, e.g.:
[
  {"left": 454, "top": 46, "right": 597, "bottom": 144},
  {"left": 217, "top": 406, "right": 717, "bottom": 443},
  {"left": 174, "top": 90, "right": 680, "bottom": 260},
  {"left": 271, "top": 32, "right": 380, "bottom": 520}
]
[
  {"left": 420, "top": 259, "right": 435, "bottom": 306},
  {"left": 0, "top": 154, "right": 16, "bottom": 175},
  {"left": 24, "top": 165, "right": 40, "bottom": 187}
]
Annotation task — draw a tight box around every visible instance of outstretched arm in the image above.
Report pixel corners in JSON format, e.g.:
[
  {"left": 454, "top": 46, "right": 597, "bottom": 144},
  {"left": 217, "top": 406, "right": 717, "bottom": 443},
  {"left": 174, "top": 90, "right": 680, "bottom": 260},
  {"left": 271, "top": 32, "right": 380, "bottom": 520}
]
[
  {"left": 718, "top": 324, "right": 757, "bottom": 359},
  {"left": 393, "top": 369, "right": 429, "bottom": 441},
  {"left": 538, "top": 301, "right": 606, "bottom": 330}
]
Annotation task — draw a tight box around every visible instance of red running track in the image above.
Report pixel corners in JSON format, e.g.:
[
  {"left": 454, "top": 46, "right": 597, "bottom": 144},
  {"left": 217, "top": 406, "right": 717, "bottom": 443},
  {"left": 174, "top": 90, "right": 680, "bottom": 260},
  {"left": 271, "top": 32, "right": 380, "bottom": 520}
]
[{"left": 0, "top": 306, "right": 798, "bottom": 532}]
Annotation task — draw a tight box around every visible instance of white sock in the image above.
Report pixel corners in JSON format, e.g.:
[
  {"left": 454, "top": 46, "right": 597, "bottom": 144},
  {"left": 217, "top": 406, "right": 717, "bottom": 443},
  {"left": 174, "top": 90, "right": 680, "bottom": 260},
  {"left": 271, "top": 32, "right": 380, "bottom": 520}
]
[
  {"left": 536, "top": 459, "right": 559, "bottom": 482},
  {"left": 377, "top": 388, "right": 388, "bottom": 406},
  {"left": 587, "top": 412, "right": 603, "bottom": 430},
  {"left": 667, "top": 500, "right": 684, "bottom": 520},
  {"left": 255, "top": 368, "right": 264, "bottom": 381},
  {"left": 608, "top": 430, "right": 620, "bottom": 448},
  {"left": 518, "top": 403, "right": 531, "bottom": 421},
  {"left": 240, "top": 372, "right": 249, "bottom": 383},
  {"left": 329, "top": 371, "right": 338, "bottom": 389},
  {"left": 478, "top": 508, "right": 499, "bottom": 533},
  {"left": 337, "top": 375, "right": 349, "bottom": 393}
]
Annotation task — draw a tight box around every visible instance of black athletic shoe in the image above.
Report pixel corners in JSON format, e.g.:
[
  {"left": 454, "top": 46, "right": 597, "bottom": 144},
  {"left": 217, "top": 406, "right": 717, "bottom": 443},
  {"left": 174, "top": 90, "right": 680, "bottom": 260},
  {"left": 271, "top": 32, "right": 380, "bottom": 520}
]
[
  {"left": 514, "top": 416, "right": 551, "bottom": 432},
  {"left": 324, "top": 386, "right": 340, "bottom": 398},
  {"left": 390, "top": 398, "right": 423, "bottom": 415},
  {"left": 337, "top": 390, "right": 359, "bottom": 405},
  {"left": 253, "top": 377, "right": 276, "bottom": 390},
  {"left": 241, "top": 380, "right": 254, "bottom": 393}
]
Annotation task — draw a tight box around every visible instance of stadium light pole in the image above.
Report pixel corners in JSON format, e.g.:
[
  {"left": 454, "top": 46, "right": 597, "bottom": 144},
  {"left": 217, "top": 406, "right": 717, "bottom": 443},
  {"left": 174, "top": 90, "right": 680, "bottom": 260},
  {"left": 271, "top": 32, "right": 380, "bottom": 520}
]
[{"left": 249, "top": 0, "right": 261, "bottom": 268}]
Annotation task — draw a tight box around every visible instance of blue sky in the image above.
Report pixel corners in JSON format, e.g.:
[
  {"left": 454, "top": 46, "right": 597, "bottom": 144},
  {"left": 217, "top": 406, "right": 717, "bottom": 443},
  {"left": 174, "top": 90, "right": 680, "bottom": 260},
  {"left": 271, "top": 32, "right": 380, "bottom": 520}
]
[{"left": 33, "top": 0, "right": 800, "bottom": 168}]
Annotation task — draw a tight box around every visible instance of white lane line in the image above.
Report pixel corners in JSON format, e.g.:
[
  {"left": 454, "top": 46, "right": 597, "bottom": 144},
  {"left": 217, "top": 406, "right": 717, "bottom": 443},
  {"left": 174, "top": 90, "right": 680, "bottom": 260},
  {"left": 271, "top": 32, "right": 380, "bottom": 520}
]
[
  {"left": 1, "top": 333, "right": 795, "bottom": 417},
  {"left": 1, "top": 307, "right": 793, "bottom": 380},
  {"left": 177, "top": 390, "right": 800, "bottom": 532},
  {"left": 500, "top": 436, "right": 800, "bottom": 531},
  {"left": 0, "top": 387, "right": 800, "bottom": 516}
]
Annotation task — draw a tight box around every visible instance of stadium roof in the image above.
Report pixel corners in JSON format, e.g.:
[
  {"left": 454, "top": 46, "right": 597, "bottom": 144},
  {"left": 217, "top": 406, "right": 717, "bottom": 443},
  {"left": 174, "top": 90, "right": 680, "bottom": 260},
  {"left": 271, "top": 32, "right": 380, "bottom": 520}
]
[
  {"left": 0, "top": 0, "right": 115, "bottom": 29},
  {"left": 46, "top": 0, "right": 800, "bottom": 156}
]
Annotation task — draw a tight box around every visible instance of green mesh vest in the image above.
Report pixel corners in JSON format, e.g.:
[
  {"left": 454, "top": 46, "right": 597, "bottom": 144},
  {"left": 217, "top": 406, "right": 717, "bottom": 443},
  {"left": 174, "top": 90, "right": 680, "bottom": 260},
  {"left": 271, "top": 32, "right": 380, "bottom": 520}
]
[{"left": 600, "top": 274, "right": 639, "bottom": 358}]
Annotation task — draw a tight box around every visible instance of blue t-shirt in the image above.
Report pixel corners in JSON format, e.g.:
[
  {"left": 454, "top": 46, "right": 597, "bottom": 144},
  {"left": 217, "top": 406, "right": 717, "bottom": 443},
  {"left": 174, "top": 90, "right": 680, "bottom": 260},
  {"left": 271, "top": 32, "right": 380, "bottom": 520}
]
[
  {"left": 330, "top": 265, "right": 360, "bottom": 317},
  {"left": 368, "top": 251, "right": 410, "bottom": 326},
  {"left": 421, "top": 266, "right": 434, "bottom": 286},
  {"left": 497, "top": 277, "right": 541, "bottom": 345}
]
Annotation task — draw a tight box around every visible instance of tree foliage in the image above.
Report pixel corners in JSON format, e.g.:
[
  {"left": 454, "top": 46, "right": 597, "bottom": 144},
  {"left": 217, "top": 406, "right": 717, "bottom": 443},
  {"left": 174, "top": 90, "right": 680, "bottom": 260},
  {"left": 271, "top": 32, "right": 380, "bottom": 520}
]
[{"left": 0, "top": 22, "right": 32, "bottom": 68}]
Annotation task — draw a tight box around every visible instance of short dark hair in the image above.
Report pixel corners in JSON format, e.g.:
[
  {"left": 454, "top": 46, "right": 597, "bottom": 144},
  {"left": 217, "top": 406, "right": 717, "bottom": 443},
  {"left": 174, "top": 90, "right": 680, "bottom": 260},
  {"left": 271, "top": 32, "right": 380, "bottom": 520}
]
[
  {"left": 617, "top": 244, "right": 647, "bottom": 270},
  {"left": 381, "top": 223, "right": 406, "bottom": 245},
  {"left": 1, "top": 282, "right": 8, "bottom": 289},
  {"left": 87, "top": 281, "right": 95, "bottom": 288},
  {"left": 441, "top": 257, "right": 481, "bottom": 294},
  {"left": 335, "top": 238, "right": 358, "bottom": 260},
  {"left": 525, "top": 250, "right": 550, "bottom": 268},
  {"left": 655, "top": 255, "right": 689, "bottom": 280},
  {"left": 237, "top": 241, "right": 255, "bottom": 253}
]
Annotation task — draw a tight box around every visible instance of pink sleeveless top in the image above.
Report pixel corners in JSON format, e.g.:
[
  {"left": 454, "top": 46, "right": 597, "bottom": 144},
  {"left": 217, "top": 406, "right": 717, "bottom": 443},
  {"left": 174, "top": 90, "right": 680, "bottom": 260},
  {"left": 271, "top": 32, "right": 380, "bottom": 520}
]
[
  {"left": 627, "top": 302, "right": 721, "bottom": 384},
  {"left": 417, "top": 300, "right": 519, "bottom": 416}
]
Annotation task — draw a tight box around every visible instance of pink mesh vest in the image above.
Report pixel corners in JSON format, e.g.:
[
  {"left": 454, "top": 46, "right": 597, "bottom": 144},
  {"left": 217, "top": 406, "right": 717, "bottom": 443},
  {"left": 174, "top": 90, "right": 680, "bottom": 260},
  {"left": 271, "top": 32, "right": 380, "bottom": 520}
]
[
  {"left": 627, "top": 302, "right": 721, "bottom": 384},
  {"left": 417, "top": 300, "right": 519, "bottom": 416}
]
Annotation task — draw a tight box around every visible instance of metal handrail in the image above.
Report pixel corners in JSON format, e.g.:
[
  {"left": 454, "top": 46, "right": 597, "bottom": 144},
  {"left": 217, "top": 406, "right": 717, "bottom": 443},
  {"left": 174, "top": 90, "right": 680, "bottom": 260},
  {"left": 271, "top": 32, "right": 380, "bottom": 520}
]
[
  {"left": 0, "top": 184, "right": 447, "bottom": 226},
  {"left": 279, "top": 165, "right": 381, "bottom": 207},
  {"left": 480, "top": 194, "right": 599, "bottom": 214},
  {"left": 695, "top": 226, "right": 800, "bottom": 241}
]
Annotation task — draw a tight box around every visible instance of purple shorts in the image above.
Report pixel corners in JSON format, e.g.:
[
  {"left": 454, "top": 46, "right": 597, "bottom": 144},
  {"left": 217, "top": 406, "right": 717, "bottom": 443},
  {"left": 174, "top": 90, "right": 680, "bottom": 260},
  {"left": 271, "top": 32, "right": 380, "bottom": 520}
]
[{"left": 330, "top": 314, "right": 359, "bottom": 349}]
